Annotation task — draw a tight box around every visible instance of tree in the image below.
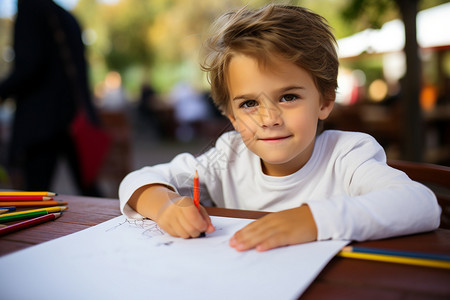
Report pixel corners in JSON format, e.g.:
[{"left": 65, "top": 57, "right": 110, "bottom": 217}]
[
  {"left": 396, "top": 0, "right": 422, "bottom": 162},
  {"left": 342, "top": 0, "right": 446, "bottom": 161}
]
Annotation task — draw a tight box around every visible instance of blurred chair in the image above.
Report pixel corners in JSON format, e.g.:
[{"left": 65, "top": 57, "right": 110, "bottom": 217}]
[
  {"left": 388, "top": 160, "right": 450, "bottom": 229},
  {"left": 99, "top": 111, "right": 132, "bottom": 198}
]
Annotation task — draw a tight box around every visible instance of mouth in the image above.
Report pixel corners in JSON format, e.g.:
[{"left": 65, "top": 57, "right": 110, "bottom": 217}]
[{"left": 258, "top": 135, "right": 292, "bottom": 143}]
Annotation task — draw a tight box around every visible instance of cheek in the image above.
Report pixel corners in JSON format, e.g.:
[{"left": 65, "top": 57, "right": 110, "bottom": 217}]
[
  {"left": 230, "top": 110, "right": 252, "bottom": 129},
  {"left": 232, "top": 115, "right": 259, "bottom": 144},
  {"left": 235, "top": 115, "right": 256, "bottom": 135},
  {"left": 285, "top": 109, "right": 319, "bottom": 132}
]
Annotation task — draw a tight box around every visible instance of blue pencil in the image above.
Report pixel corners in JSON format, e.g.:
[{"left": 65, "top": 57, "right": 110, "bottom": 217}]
[
  {"left": 343, "top": 246, "right": 450, "bottom": 262},
  {"left": 0, "top": 206, "right": 16, "bottom": 214}
]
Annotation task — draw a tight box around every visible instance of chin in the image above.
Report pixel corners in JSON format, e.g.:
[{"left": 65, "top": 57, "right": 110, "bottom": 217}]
[{"left": 260, "top": 155, "right": 293, "bottom": 166}]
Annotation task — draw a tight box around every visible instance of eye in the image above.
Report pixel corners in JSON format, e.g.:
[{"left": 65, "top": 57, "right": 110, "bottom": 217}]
[
  {"left": 239, "top": 99, "right": 259, "bottom": 109},
  {"left": 280, "top": 94, "right": 298, "bottom": 102}
]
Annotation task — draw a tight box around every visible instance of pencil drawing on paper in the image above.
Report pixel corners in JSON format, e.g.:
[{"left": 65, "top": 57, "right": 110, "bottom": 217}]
[
  {"left": 157, "top": 241, "right": 174, "bottom": 247},
  {"left": 105, "top": 217, "right": 166, "bottom": 239},
  {"left": 103, "top": 216, "right": 233, "bottom": 249}
]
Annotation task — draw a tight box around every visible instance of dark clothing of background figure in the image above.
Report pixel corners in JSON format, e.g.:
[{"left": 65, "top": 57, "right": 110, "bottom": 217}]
[
  {"left": 0, "top": 0, "right": 101, "bottom": 196},
  {"left": 138, "top": 82, "right": 164, "bottom": 139}
]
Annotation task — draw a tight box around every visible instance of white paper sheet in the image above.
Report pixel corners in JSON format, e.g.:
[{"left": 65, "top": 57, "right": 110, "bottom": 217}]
[{"left": 0, "top": 216, "right": 348, "bottom": 300}]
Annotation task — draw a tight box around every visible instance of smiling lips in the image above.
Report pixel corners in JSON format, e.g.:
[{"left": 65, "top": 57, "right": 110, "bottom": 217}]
[{"left": 258, "top": 135, "right": 292, "bottom": 143}]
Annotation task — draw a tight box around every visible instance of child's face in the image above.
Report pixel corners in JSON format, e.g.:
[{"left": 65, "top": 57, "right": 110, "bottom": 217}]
[{"left": 226, "top": 53, "right": 334, "bottom": 176}]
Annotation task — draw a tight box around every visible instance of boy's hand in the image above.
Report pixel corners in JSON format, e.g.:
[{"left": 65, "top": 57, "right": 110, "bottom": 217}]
[
  {"left": 229, "top": 205, "right": 317, "bottom": 252},
  {"left": 128, "top": 185, "right": 214, "bottom": 239},
  {"left": 156, "top": 196, "right": 215, "bottom": 238}
]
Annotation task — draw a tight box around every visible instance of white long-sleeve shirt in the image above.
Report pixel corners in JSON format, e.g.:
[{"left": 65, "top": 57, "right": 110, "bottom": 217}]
[{"left": 119, "top": 130, "right": 441, "bottom": 241}]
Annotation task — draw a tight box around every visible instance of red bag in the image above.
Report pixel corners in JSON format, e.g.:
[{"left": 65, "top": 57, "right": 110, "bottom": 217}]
[{"left": 70, "top": 111, "right": 111, "bottom": 187}]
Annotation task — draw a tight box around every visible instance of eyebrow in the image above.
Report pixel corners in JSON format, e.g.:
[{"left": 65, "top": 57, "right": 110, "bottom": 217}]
[{"left": 232, "top": 86, "right": 306, "bottom": 101}]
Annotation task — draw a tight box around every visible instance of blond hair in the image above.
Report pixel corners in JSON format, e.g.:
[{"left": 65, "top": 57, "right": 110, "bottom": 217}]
[{"left": 201, "top": 4, "right": 339, "bottom": 114}]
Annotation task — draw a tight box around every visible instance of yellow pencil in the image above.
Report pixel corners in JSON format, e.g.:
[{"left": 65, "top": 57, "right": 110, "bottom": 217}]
[
  {"left": 0, "top": 191, "right": 57, "bottom": 197},
  {"left": 0, "top": 206, "right": 68, "bottom": 218},
  {"left": 337, "top": 251, "right": 450, "bottom": 270}
]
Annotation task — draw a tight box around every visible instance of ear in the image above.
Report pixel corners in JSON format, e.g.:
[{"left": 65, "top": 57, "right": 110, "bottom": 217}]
[
  {"left": 318, "top": 100, "right": 334, "bottom": 120},
  {"left": 227, "top": 113, "right": 240, "bottom": 132}
]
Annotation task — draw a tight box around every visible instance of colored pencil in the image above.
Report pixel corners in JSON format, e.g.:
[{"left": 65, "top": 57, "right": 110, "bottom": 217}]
[
  {"left": 193, "top": 170, "right": 205, "bottom": 238},
  {"left": 341, "top": 246, "right": 450, "bottom": 262},
  {"left": 0, "top": 224, "right": 6, "bottom": 228},
  {"left": 193, "top": 170, "right": 200, "bottom": 210},
  {"left": 0, "top": 191, "right": 56, "bottom": 197},
  {"left": 338, "top": 250, "right": 450, "bottom": 270},
  {"left": 0, "top": 213, "right": 62, "bottom": 236},
  {"left": 0, "top": 206, "right": 68, "bottom": 222},
  {"left": 0, "top": 207, "right": 16, "bottom": 214},
  {"left": 0, "top": 200, "right": 67, "bottom": 207},
  {"left": 0, "top": 210, "right": 49, "bottom": 223},
  {"left": 0, "top": 196, "right": 52, "bottom": 201}
]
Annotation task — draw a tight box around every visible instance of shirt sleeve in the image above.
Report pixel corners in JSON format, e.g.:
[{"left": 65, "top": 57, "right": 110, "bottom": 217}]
[
  {"left": 307, "top": 133, "right": 441, "bottom": 241},
  {"left": 118, "top": 131, "right": 237, "bottom": 219}
]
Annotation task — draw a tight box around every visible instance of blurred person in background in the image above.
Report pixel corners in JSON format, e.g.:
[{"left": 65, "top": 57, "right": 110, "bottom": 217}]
[
  {"left": 0, "top": 0, "right": 102, "bottom": 196},
  {"left": 169, "top": 81, "right": 211, "bottom": 142},
  {"left": 137, "top": 79, "right": 165, "bottom": 140}
]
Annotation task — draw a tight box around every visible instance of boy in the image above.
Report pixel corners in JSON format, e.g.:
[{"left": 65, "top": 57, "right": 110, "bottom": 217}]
[{"left": 119, "top": 4, "right": 440, "bottom": 252}]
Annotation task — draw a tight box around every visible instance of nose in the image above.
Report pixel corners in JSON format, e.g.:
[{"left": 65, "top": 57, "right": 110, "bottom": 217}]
[{"left": 259, "top": 101, "right": 282, "bottom": 128}]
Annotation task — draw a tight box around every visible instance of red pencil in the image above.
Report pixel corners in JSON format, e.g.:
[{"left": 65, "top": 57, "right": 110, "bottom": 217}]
[
  {"left": 193, "top": 170, "right": 200, "bottom": 210},
  {"left": 193, "top": 171, "right": 206, "bottom": 238},
  {"left": 0, "top": 212, "right": 62, "bottom": 236},
  {"left": 0, "top": 196, "right": 52, "bottom": 201}
]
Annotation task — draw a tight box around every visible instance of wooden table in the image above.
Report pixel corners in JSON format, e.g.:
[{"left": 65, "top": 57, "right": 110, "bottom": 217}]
[{"left": 1, "top": 195, "right": 449, "bottom": 299}]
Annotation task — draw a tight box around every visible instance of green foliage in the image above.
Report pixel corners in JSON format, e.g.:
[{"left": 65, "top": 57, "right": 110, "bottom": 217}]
[
  {"left": 341, "top": 0, "right": 398, "bottom": 30},
  {"left": 74, "top": 0, "right": 256, "bottom": 95},
  {"left": 341, "top": 0, "right": 448, "bottom": 30},
  {"left": 0, "top": 19, "right": 13, "bottom": 79},
  {"left": 71, "top": 0, "right": 358, "bottom": 95},
  {"left": 1, "top": 0, "right": 445, "bottom": 98},
  {"left": 342, "top": 55, "right": 384, "bottom": 86}
]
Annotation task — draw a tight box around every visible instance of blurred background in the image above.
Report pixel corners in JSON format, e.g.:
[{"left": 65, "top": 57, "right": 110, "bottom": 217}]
[{"left": 0, "top": 0, "right": 449, "bottom": 198}]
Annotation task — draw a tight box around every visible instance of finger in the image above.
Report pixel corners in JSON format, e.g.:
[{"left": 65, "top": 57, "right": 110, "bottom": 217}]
[
  {"left": 232, "top": 216, "right": 287, "bottom": 251},
  {"left": 160, "top": 222, "right": 177, "bottom": 237},
  {"left": 255, "top": 234, "right": 288, "bottom": 252},
  {"left": 170, "top": 217, "right": 191, "bottom": 239},
  {"left": 181, "top": 202, "right": 209, "bottom": 233},
  {"left": 230, "top": 222, "right": 269, "bottom": 251},
  {"left": 178, "top": 210, "right": 203, "bottom": 238},
  {"left": 199, "top": 206, "right": 215, "bottom": 233}
]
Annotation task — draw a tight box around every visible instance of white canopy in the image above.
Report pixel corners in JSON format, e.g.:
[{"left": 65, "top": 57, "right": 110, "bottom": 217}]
[{"left": 338, "top": 2, "right": 450, "bottom": 58}]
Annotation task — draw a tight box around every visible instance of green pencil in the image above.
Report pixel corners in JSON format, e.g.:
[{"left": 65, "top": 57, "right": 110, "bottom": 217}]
[{"left": 0, "top": 210, "right": 49, "bottom": 223}]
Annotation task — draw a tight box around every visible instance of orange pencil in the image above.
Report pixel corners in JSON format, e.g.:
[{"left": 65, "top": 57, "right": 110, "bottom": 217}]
[
  {"left": 193, "top": 170, "right": 205, "bottom": 238},
  {"left": 0, "top": 191, "right": 56, "bottom": 197},
  {"left": 0, "top": 200, "right": 67, "bottom": 207},
  {"left": 193, "top": 170, "right": 200, "bottom": 210}
]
